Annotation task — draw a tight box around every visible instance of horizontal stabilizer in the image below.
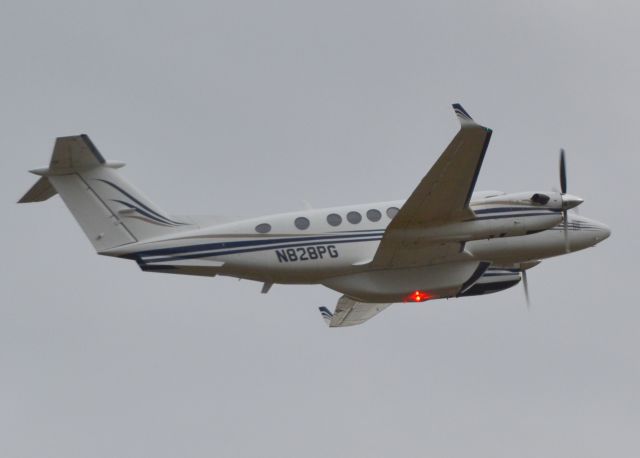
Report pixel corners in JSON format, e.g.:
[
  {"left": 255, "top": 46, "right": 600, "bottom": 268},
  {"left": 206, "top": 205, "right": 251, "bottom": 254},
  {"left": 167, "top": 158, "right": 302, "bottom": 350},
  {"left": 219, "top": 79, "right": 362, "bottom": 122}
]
[{"left": 18, "top": 177, "right": 57, "bottom": 203}]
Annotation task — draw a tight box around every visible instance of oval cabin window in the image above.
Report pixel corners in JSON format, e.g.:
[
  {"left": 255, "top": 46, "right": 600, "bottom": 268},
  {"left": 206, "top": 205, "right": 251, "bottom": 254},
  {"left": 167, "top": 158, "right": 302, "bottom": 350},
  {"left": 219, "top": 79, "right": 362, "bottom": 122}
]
[
  {"left": 294, "top": 217, "right": 310, "bottom": 230},
  {"left": 366, "top": 209, "right": 382, "bottom": 222},
  {"left": 255, "top": 223, "right": 272, "bottom": 233},
  {"left": 347, "top": 211, "right": 362, "bottom": 224},
  {"left": 327, "top": 213, "right": 342, "bottom": 227}
]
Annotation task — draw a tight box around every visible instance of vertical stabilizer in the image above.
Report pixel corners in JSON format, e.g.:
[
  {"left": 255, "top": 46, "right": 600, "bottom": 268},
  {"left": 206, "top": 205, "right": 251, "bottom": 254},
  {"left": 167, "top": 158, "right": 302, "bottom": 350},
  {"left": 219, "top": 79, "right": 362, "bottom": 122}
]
[{"left": 19, "top": 135, "right": 195, "bottom": 252}]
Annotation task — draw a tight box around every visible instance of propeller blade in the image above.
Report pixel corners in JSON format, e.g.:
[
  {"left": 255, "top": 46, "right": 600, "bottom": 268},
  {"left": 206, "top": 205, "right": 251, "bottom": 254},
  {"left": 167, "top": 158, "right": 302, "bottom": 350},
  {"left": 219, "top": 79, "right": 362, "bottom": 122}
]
[
  {"left": 560, "top": 149, "right": 567, "bottom": 194},
  {"left": 522, "top": 269, "right": 530, "bottom": 309},
  {"left": 563, "top": 209, "right": 570, "bottom": 253}
]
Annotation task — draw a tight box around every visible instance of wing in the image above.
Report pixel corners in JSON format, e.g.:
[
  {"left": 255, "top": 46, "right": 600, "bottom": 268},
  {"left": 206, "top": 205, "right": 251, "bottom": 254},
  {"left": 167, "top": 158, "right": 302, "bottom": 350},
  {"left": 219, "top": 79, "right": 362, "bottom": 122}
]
[
  {"left": 372, "top": 104, "right": 492, "bottom": 268},
  {"left": 319, "top": 296, "right": 391, "bottom": 328}
]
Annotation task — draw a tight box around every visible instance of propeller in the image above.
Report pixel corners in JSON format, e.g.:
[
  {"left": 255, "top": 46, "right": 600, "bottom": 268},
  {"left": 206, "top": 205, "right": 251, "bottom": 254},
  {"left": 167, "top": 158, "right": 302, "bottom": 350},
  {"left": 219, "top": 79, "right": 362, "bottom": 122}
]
[
  {"left": 560, "top": 149, "right": 567, "bottom": 194},
  {"left": 532, "top": 150, "right": 582, "bottom": 234},
  {"left": 560, "top": 149, "right": 569, "bottom": 252},
  {"left": 558, "top": 149, "right": 584, "bottom": 252}
]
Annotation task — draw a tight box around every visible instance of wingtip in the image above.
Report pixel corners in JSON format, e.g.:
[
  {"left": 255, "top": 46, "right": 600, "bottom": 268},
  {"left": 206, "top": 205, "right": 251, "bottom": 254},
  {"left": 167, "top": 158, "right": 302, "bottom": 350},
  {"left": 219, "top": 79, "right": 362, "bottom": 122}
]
[
  {"left": 318, "top": 306, "right": 333, "bottom": 326},
  {"left": 452, "top": 103, "right": 475, "bottom": 124}
]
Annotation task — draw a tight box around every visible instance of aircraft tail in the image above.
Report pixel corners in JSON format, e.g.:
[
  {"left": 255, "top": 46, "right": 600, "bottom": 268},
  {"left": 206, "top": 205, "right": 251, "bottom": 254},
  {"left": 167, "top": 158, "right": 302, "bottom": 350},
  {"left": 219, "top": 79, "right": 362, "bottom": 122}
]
[{"left": 19, "top": 135, "right": 195, "bottom": 252}]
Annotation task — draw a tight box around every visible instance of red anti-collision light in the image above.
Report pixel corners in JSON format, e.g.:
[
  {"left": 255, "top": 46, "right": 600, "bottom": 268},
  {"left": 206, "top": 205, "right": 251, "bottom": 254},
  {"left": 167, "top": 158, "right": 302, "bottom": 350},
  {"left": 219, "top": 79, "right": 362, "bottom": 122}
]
[{"left": 404, "top": 290, "right": 431, "bottom": 303}]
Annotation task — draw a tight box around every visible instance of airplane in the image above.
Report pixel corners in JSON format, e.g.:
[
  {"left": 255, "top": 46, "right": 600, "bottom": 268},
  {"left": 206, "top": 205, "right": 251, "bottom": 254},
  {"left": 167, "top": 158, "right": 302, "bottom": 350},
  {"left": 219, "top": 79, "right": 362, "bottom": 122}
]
[{"left": 18, "top": 104, "right": 610, "bottom": 327}]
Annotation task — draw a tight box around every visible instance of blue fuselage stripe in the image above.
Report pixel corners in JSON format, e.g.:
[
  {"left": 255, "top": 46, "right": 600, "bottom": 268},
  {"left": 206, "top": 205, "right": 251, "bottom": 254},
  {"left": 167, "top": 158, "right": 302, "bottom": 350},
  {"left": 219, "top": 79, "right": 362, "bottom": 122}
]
[
  {"left": 471, "top": 211, "right": 559, "bottom": 221},
  {"left": 139, "top": 231, "right": 386, "bottom": 258},
  {"left": 473, "top": 207, "right": 561, "bottom": 214},
  {"left": 141, "top": 237, "right": 383, "bottom": 264}
]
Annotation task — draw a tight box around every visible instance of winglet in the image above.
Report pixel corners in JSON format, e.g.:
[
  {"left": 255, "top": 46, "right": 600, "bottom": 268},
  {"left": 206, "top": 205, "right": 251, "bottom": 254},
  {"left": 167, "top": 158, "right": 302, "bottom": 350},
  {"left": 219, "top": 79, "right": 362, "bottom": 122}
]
[
  {"left": 318, "top": 307, "right": 333, "bottom": 326},
  {"left": 452, "top": 103, "right": 475, "bottom": 126}
]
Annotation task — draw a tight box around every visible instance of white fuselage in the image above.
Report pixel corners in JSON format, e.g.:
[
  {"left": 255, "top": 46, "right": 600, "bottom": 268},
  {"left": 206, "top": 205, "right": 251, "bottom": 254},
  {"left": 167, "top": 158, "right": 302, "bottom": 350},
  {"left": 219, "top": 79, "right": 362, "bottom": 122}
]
[{"left": 104, "top": 191, "right": 610, "bottom": 302}]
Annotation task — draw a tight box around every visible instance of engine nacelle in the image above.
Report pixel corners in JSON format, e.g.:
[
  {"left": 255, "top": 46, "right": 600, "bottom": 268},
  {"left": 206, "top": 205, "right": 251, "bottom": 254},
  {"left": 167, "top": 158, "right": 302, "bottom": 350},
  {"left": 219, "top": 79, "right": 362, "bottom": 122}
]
[
  {"left": 393, "top": 209, "right": 562, "bottom": 244},
  {"left": 458, "top": 267, "right": 521, "bottom": 297}
]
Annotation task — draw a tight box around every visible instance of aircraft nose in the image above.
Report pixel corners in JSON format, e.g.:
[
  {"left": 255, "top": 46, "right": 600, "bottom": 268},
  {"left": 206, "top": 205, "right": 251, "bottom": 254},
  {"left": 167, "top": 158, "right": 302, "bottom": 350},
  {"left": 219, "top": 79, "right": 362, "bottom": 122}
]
[
  {"left": 596, "top": 222, "right": 611, "bottom": 242},
  {"left": 569, "top": 216, "right": 611, "bottom": 250},
  {"left": 586, "top": 218, "right": 611, "bottom": 244}
]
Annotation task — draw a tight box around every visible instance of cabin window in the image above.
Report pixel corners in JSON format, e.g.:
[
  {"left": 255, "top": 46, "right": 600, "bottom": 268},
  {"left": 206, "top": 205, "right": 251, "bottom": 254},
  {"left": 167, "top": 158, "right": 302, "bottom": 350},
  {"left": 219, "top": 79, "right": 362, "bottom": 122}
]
[
  {"left": 347, "top": 211, "right": 362, "bottom": 224},
  {"left": 386, "top": 207, "right": 399, "bottom": 219},
  {"left": 327, "top": 213, "right": 342, "bottom": 226},
  {"left": 366, "top": 209, "right": 382, "bottom": 222},
  {"left": 255, "top": 223, "right": 271, "bottom": 234},
  {"left": 294, "top": 217, "right": 310, "bottom": 230}
]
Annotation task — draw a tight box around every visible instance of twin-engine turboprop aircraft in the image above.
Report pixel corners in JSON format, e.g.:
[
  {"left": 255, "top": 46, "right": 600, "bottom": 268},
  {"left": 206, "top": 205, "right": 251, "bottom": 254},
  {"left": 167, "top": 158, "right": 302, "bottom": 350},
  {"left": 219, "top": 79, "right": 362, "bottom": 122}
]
[{"left": 19, "top": 104, "right": 610, "bottom": 327}]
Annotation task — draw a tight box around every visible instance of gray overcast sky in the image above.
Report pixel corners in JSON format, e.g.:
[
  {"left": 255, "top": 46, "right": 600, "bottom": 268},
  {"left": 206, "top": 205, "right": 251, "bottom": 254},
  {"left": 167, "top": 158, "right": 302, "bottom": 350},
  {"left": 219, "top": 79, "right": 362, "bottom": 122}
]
[{"left": 1, "top": 1, "right": 638, "bottom": 457}]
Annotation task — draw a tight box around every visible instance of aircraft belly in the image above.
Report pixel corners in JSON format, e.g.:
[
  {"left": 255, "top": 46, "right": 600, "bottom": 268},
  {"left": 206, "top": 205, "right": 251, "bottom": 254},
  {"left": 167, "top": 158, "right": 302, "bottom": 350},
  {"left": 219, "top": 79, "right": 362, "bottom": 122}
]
[{"left": 322, "top": 260, "right": 483, "bottom": 303}]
